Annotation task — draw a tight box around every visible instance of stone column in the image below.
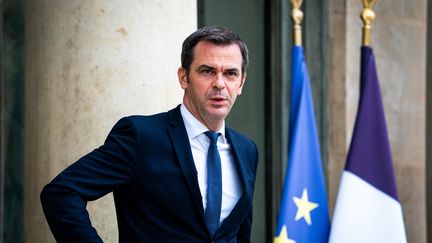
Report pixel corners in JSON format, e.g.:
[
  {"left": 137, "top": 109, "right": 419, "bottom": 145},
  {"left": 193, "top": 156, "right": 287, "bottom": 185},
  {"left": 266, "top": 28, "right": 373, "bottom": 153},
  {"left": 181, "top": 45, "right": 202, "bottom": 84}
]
[
  {"left": 23, "top": 1, "right": 196, "bottom": 242},
  {"left": 328, "top": 0, "right": 427, "bottom": 242}
]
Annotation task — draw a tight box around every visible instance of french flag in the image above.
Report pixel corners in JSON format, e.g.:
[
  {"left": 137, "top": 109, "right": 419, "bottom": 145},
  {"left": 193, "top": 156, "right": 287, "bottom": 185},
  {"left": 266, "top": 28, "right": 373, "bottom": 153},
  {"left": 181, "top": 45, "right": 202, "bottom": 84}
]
[{"left": 328, "top": 47, "right": 407, "bottom": 243}]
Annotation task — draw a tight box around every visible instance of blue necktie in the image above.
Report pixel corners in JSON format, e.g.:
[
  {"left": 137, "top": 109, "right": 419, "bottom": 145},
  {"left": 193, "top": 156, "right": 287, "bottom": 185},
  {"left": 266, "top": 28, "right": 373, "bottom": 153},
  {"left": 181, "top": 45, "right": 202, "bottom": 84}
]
[{"left": 204, "top": 131, "right": 222, "bottom": 236}]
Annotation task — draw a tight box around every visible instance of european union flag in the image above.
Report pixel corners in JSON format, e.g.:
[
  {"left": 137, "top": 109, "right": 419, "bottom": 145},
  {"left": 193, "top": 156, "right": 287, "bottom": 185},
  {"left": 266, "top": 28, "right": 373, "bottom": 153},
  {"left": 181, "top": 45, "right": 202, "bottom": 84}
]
[{"left": 274, "top": 46, "right": 330, "bottom": 243}]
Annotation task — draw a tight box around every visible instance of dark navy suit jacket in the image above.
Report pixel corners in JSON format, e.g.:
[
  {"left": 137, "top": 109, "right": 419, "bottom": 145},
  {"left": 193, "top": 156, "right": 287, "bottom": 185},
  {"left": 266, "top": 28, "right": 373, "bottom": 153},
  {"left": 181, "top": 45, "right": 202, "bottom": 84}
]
[{"left": 41, "top": 105, "right": 259, "bottom": 243}]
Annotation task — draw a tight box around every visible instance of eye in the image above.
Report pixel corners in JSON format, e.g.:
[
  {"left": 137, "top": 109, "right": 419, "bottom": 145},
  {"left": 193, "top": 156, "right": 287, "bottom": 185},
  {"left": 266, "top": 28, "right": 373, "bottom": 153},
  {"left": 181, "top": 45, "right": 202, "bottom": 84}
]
[
  {"left": 200, "top": 69, "right": 214, "bottom": 75},
  {"left": 226, "top": 70, "right": 239, "bottom": 77}
]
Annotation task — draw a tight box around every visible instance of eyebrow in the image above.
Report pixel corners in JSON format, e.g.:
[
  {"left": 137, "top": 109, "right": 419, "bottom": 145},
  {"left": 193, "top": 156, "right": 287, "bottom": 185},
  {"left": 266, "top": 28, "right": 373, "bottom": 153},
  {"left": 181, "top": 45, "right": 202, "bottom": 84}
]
[
  {"left": 196, "top": 65, "right": 239, "bottom": 73},
  {"left": 225, "top": 68, "right": 240, "bottom": 73},
  {"left": 197, "top": 65, "right": 216, "bottom": 71}
]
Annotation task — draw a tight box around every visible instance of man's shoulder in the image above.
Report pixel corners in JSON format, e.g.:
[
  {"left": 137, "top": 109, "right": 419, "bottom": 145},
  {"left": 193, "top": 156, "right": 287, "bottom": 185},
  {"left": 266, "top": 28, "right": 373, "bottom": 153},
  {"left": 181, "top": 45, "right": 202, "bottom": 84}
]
[
  {"left": 117, "top": 112, "right": 166, "bottom": 127},
  {"left": 225, "top": 126, "right": 256, "bottom": 148},
  {"left": 111, "top": 106, "right": 181, "bottom": 134},
  {"left": 226, "top": 126, "right": 259, "bottom": 171},
  {"left": 118, "top": 105, "right": 181, "bottom": 125}
]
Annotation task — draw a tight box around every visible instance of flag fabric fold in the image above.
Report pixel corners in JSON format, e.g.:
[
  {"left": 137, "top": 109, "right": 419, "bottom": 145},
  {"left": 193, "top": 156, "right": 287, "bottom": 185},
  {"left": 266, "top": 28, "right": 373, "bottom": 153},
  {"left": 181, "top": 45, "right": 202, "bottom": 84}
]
[
  {"left": 274, "top": 46, "right": 330, "bottom": 243},
  {"left": 328, "top": 46, "right": 407, "bottom": 243}
]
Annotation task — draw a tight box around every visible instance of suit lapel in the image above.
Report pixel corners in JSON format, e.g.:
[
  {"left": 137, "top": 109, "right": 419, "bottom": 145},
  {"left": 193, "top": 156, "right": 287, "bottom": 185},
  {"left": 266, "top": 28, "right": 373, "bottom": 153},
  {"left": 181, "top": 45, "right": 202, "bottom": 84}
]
[
  {"left": 225, "top": 128, "right": 249, "bottom": 195},
  {"left": 167, "top": 106, "right": 205, "bottom": 220},
  {"left": 215, "top": 128, "right": 252, "bottom": 237}
]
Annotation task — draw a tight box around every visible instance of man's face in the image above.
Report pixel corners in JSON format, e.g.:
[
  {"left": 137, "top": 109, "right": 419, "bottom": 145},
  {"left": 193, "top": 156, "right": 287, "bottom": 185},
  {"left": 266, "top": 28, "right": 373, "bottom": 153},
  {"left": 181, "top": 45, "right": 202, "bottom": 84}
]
[{"left": 178, "top": 41, "right": 246, "bottom": 127}]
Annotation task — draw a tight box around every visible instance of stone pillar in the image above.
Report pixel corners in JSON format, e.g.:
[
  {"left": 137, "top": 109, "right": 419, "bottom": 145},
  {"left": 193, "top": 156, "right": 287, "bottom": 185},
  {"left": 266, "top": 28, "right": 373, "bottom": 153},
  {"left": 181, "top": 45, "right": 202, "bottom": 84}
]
[
  {"left": 23, "top": 1, "right": 196, "bottom": 242},
  {"left": 328, "top": 0, "right": 427, "bottom": 242}
]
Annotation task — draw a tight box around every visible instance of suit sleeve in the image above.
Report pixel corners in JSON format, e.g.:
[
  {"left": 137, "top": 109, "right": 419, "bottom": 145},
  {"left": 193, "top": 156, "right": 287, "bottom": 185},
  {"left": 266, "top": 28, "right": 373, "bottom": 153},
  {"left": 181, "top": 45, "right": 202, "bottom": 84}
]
[
  {"left": 40, "top": 117, "right": 138, "bottom": 243},
  {"left": 236, "top": 141, "right": 259, "bottom": 243}
]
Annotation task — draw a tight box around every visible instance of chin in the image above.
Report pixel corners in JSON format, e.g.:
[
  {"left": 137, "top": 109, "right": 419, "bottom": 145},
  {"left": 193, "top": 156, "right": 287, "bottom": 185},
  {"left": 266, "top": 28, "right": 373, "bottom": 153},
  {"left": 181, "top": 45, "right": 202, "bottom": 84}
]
[{"left": 207, "top": 109, "right": 229, "bottom": 120}]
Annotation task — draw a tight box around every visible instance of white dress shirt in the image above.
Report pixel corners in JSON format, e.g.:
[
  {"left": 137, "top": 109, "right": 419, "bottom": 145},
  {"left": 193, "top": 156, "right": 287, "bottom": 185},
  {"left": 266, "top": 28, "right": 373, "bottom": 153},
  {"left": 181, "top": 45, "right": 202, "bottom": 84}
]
[{"left": 180, "top": 104, "right": 241, "bottom": 224}]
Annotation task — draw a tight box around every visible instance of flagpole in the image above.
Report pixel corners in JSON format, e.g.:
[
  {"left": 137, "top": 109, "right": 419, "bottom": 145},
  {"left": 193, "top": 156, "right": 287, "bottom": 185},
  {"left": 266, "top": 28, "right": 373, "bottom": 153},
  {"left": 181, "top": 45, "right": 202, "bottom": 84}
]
[
  {"left": 361, "top": 0, "right": 377, "bottom": 46},
  {"left": 291, "top": 0, "right": 304, "bottom": 46}
]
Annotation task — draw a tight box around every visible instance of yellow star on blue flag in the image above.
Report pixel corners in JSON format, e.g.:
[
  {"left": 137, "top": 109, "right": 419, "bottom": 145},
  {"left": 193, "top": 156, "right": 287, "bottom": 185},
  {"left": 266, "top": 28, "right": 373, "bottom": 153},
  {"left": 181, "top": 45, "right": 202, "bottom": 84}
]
[
  {"left": 293, "top": 188, "right": 318, "bottom": 225},
  {"left": 274, "top": 225, "right": 296, "bottom": 243}
]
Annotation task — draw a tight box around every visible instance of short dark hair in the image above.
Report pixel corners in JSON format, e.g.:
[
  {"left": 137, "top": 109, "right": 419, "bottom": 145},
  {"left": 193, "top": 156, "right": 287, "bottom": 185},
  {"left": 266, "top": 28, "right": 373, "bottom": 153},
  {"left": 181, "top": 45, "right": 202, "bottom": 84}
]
[{"left": 181, "top": 26, "right": 249, "bottom": 74}]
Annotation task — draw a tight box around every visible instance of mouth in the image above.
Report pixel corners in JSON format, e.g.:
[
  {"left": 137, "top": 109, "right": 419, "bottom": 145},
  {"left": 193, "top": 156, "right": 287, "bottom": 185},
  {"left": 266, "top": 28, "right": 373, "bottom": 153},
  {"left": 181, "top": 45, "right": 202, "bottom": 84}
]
[{"left": 209, "top": 96, "right": 228, "bottom": 106}]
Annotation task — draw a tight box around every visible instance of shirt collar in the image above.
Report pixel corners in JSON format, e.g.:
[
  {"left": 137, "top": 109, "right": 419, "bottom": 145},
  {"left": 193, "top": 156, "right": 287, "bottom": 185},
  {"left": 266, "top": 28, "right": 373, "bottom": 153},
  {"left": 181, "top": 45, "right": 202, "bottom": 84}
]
[{"left": 180, "top": 104, "right": 226, "bottom": 141}]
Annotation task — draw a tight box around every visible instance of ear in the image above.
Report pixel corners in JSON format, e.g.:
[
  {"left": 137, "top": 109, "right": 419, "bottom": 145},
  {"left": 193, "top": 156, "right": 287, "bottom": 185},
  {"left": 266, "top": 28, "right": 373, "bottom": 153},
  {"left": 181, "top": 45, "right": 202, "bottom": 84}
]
[
  {"left": 237, "top": 73, "right": 247, "bottom": 95},
  {"left": 177, "top": 67, "right": 188, "bottom": 89}
]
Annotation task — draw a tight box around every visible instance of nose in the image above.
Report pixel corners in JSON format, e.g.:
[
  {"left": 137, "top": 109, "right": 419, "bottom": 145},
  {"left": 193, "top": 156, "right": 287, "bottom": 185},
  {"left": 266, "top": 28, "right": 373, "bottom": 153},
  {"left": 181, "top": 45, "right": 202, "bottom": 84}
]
[{"left": 213, "top": 73, "right": 226, "bottom": 90}]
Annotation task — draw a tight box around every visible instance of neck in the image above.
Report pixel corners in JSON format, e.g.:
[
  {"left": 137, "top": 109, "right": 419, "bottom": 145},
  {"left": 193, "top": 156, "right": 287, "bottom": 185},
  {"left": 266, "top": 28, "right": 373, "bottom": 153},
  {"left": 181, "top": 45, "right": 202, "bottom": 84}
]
[
  {"left": 205, "top": 121, "right": 223, "bottom": 132},
  {"left": 182, "top": 100, "right": 224, "bottom": 132}
]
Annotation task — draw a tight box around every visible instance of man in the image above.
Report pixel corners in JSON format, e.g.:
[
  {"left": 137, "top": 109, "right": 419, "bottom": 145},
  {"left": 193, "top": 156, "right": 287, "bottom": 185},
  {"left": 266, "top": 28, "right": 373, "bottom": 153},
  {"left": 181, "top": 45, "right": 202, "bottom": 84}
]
[{"left": 41, "top": 26, "right": 258, "bottom": 243}]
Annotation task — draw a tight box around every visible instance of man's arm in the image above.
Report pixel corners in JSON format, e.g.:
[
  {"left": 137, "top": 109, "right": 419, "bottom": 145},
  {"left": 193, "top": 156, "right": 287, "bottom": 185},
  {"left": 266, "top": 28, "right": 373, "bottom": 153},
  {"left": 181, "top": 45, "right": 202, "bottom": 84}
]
[{"left": 40, "top": 117, "right": 138, "bottom": 242}]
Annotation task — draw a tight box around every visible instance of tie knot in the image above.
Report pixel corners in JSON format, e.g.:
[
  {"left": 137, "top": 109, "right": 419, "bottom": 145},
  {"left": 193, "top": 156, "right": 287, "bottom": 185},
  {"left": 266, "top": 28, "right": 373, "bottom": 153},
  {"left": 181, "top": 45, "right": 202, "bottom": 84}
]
[{"left": 205, "top": 131, "right": 221, "bottom": 144}]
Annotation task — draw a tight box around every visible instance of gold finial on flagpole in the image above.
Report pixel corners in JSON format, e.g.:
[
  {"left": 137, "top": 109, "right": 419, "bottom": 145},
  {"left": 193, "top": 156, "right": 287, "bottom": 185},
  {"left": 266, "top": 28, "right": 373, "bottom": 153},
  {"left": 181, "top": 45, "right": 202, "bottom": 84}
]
[
  {"left": 361, "top": 0, "right": 377, "bottom": 46},
  {"left": 291, "top": 0, "right": 304, "bottom": 46}
]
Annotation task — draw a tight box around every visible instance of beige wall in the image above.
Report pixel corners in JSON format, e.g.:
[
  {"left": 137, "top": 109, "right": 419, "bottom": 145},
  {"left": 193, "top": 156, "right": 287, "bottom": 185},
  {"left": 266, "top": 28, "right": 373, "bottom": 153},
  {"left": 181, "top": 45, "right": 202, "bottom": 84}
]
[
  {"left": 23, "top": 1, "right": 196, "bottom": 242},
  {"left": 328, "top": 0, "right": 427, "bottom": 242}
]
